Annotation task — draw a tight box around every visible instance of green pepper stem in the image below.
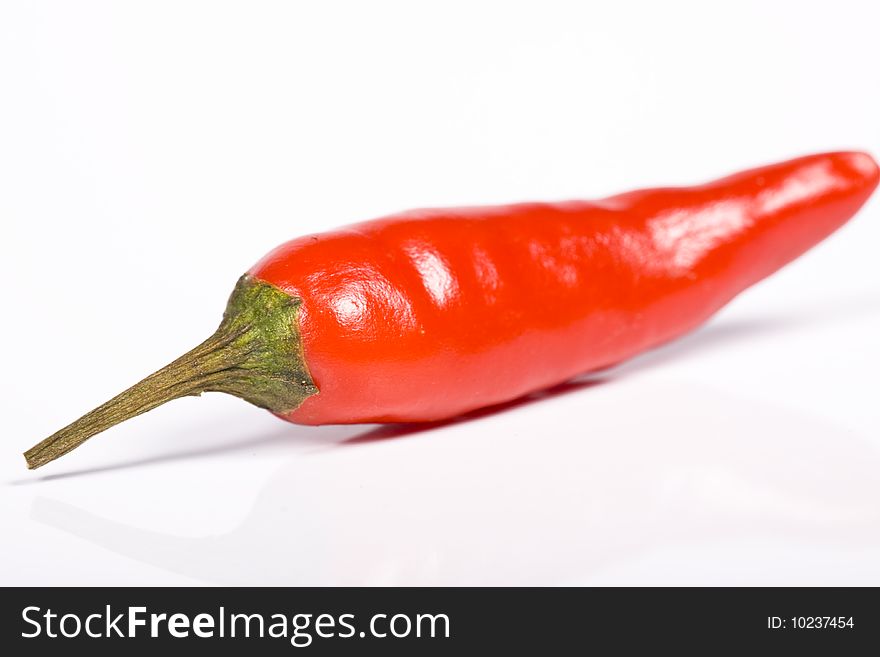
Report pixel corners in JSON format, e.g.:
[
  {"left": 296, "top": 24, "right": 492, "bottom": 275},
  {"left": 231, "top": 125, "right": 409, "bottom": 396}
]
[{"left": 24, "top": 276, "right": 316, "bottom": 470}]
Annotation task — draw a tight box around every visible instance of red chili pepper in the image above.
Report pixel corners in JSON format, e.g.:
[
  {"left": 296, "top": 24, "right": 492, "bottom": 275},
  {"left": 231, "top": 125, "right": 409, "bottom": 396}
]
[{"left": 25, "top": 151, "right": 879, "bottom": 469}]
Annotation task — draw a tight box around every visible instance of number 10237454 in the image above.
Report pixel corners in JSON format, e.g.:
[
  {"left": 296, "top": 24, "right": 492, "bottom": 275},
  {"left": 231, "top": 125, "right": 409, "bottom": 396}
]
[{"left": 767, "top": 617, "right": 854, "bottom": 630}]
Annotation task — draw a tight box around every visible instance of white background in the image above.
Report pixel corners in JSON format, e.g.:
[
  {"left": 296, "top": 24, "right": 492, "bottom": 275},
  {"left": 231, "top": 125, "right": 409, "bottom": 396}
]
[{"left": 2, "top": 1, "right": 879, "bottom": 586}]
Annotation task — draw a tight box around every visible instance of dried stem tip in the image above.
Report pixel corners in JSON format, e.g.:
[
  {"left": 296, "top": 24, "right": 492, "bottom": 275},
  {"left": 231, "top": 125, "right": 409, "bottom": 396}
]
[{"left": 23, "top": 275, "right": 317, "bottom": 470}]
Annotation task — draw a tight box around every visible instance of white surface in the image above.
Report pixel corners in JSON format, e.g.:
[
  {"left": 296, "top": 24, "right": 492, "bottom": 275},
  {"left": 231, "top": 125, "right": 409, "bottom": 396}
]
[{"left": 1, "top": 0, "right": 879, "bottom": 586}]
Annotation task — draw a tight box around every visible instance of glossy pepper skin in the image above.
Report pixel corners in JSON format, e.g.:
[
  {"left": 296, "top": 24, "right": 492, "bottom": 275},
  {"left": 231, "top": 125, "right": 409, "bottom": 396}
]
[{"left": 251, "top": 151, "right": 879, "bottom": 425}]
